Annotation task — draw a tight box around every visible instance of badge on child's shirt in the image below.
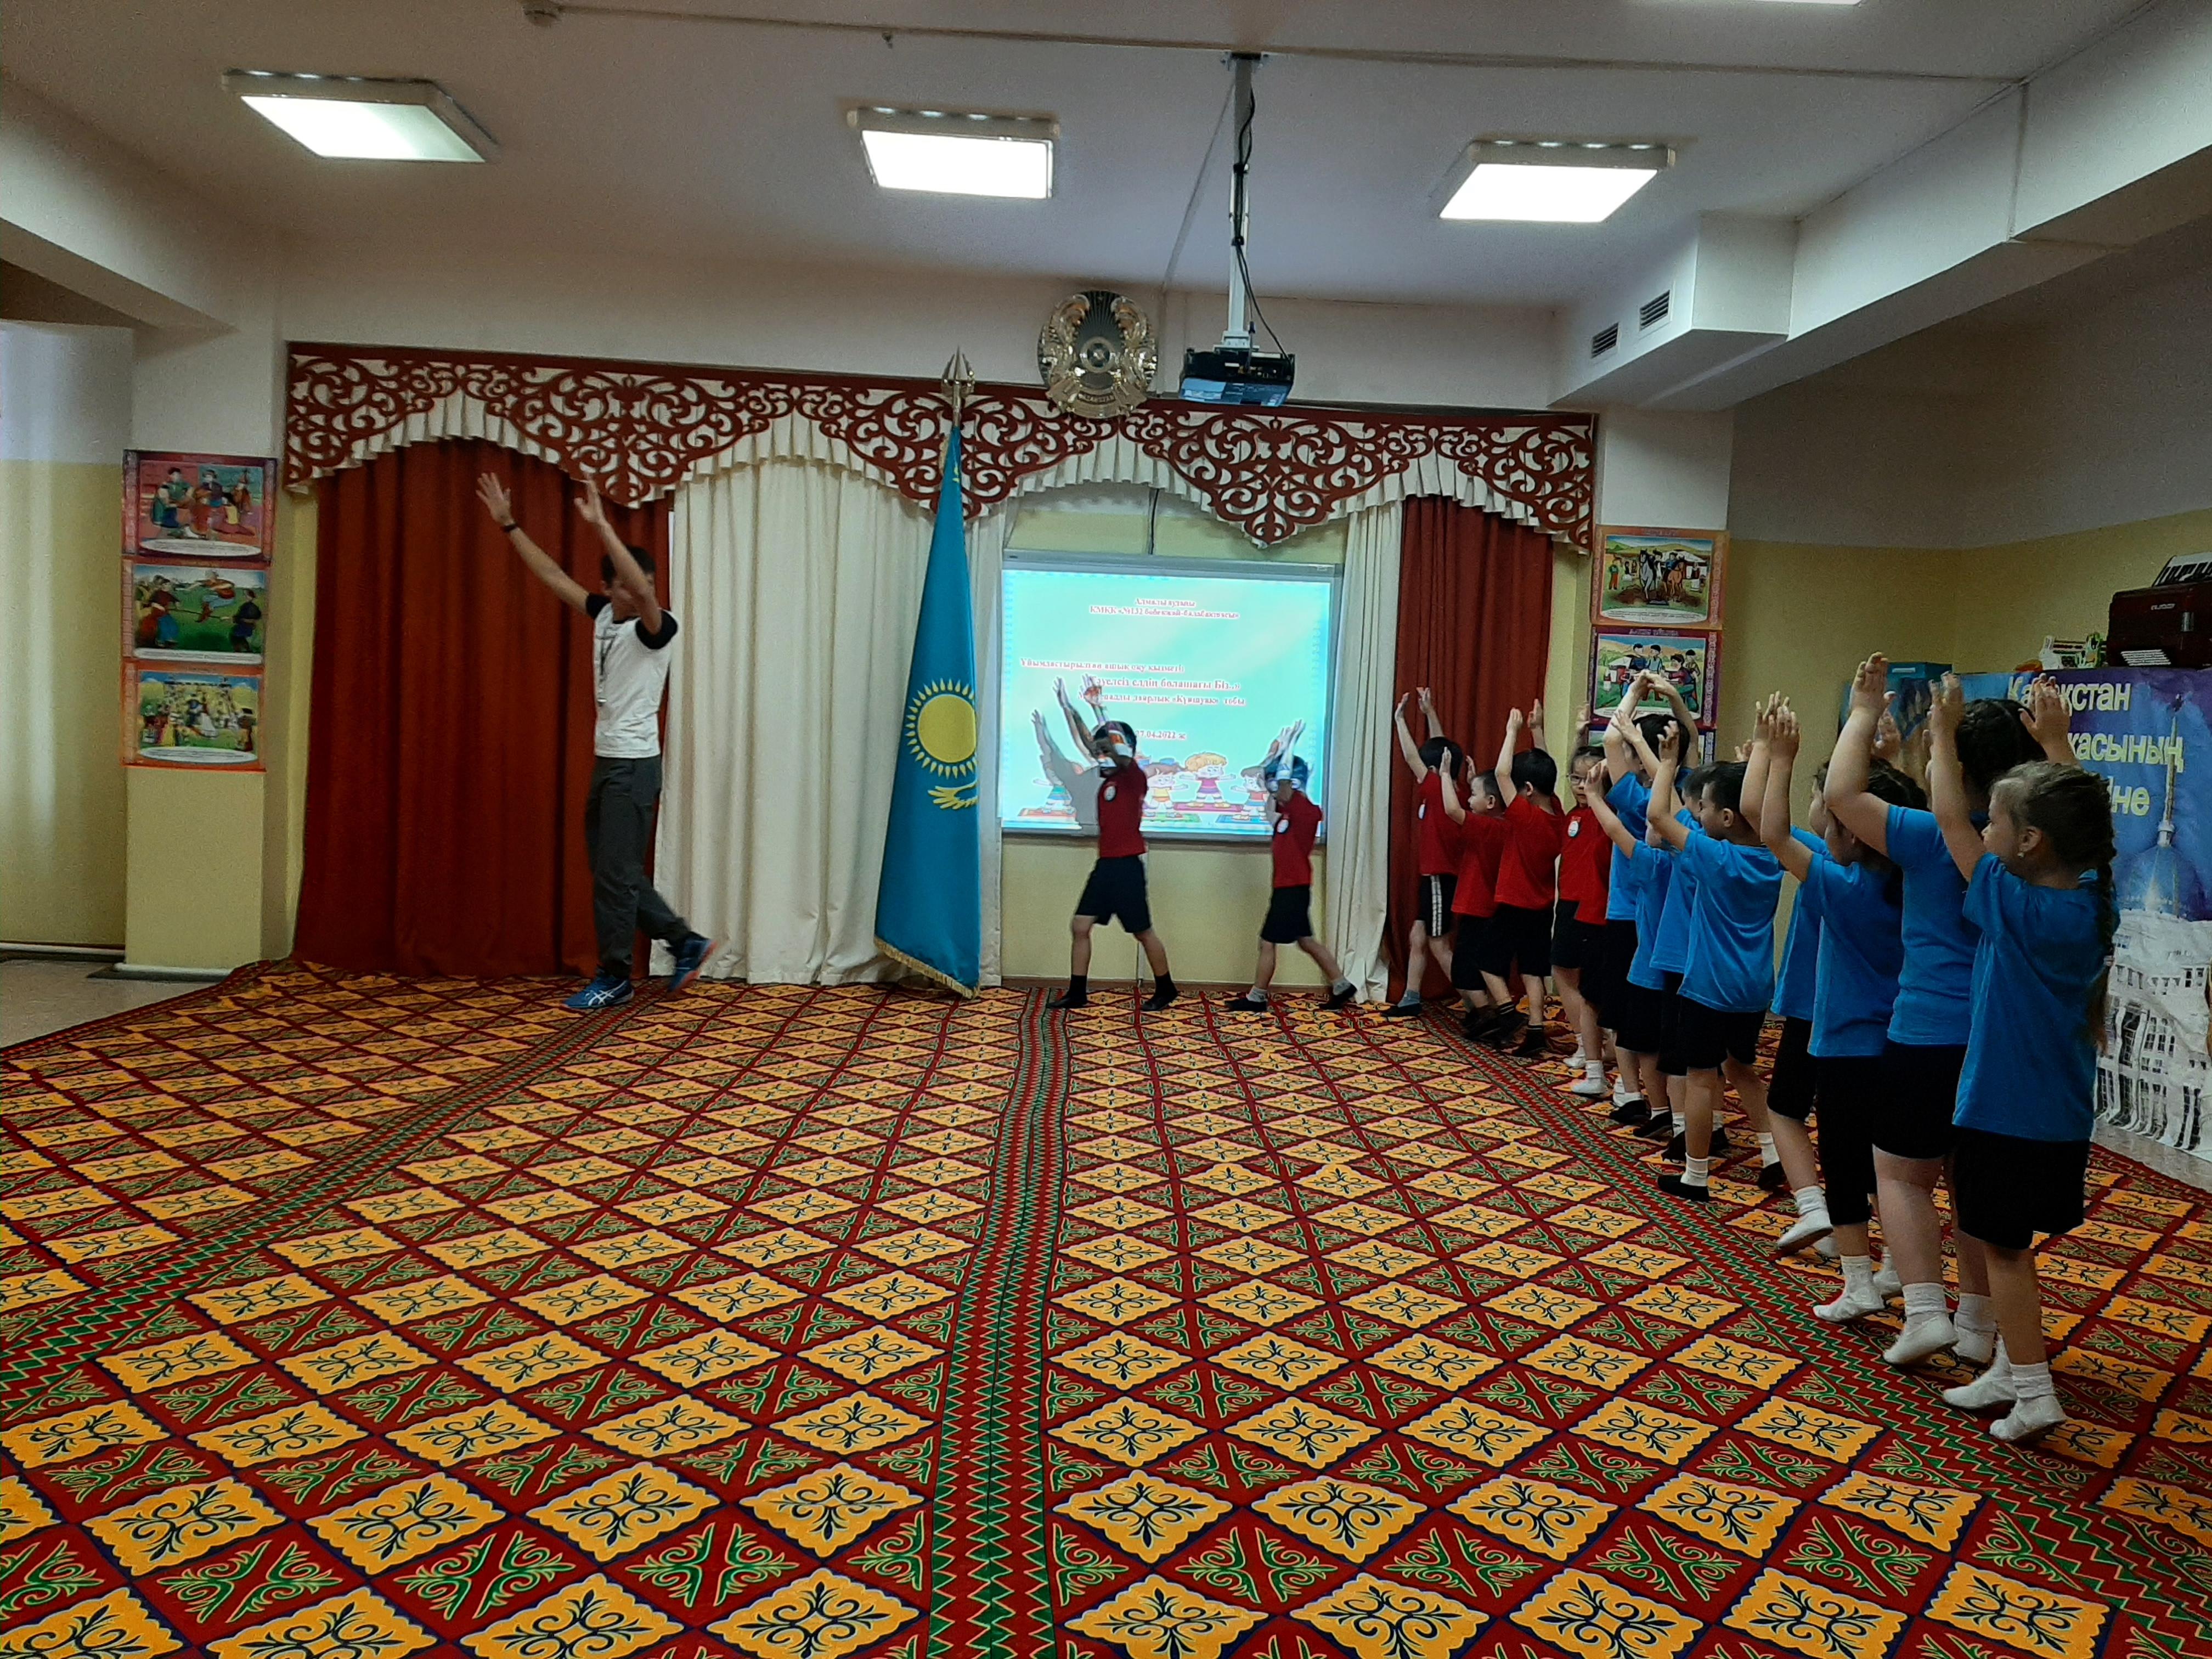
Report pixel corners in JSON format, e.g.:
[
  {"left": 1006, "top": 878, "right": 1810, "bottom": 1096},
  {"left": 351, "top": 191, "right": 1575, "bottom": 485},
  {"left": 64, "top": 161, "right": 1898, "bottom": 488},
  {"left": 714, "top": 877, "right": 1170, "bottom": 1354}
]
[
  {"left": 1103, "top": 785, "right": 1116, "bottom": 801},
  {"left": 1273, "top": 818, "right": 1288, "bottom": 835},
  {"left": 1568, "top": 820, "right": 1581, "bottom": 837}
]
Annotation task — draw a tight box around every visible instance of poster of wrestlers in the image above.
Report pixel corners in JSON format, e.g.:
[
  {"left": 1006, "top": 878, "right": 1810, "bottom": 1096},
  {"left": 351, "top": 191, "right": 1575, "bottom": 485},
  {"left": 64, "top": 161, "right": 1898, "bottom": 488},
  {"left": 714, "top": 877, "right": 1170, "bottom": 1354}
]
[
  {"left": 123, "top": 451, "right": 275, "bottom": 559},
  {"left": 1594, "top": 527, "right": 1724, "bottom": 629}
]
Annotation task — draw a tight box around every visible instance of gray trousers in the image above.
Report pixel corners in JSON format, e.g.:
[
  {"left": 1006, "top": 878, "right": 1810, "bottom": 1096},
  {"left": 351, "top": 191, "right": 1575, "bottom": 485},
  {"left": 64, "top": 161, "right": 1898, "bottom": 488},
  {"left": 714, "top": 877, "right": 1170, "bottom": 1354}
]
[{"left": 585, "top": 755, "right": 691, "bottom": 974}]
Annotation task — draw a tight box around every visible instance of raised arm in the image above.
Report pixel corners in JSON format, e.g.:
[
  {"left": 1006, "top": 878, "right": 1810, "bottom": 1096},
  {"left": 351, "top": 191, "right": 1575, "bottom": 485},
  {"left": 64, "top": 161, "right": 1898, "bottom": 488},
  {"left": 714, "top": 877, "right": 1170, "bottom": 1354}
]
[
  {"left": 574, "top": 483, "right": 662, "bottom": 634},
  {"left": 1647, "top": 721, "right": 1690, "bottom": 850},
  {"left": 2022, "top": 675, "right": 2076, "bottom": 767},
  {"left": 478, "top": 473, "right": 589, "bottom": 613},
  {"left": 1824, "top": 654, "right": 1894, "bottom": 856},
  {"left": 1926, "top": 674, "right": 1985, "bottom": 880},
  {"left": 1439, "top": 764, "right": 1467, "bottom": 823},
  {"left": 1056, "top": 678, "right": 1102, "bottom": 759},
  {"left": 1602, "top": 673, "right": 1645, "bottom": 784},
  {"left": 1526, "top": 698, "right": 1560, "bottom": 805},
  {"left": 1419, "top": 687, "right": 1445, "bottom": 742},
  {"left": 1739, "top": 692, "right": 1776, "bottom": 835},
  {"left": 1758, "top": 702, "right": 1815, "bottom": 881},
  {"left": 1495, "top": 708, "right": 1524, "bottom": 801},
  {"left": 1393, "top": 693, "right": 1430, "bottom": 779},
  {"left": 1579, "top": 768, "right": 1640, "bottom": 857}
]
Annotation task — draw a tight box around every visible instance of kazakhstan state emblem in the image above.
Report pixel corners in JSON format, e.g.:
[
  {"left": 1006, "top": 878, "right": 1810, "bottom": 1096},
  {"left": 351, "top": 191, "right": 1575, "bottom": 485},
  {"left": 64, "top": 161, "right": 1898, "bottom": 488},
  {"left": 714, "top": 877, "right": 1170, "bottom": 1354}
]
[{"left": 906, "top": 679, "right": 978, "bottom": 809}]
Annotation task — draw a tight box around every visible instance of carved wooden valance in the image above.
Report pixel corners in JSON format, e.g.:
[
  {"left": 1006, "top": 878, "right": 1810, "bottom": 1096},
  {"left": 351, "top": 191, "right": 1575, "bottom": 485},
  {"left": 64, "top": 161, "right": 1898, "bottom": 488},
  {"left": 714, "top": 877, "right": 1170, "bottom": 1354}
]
[{"left": 286, "top": 343, "right": 1594, "bottom": 547}]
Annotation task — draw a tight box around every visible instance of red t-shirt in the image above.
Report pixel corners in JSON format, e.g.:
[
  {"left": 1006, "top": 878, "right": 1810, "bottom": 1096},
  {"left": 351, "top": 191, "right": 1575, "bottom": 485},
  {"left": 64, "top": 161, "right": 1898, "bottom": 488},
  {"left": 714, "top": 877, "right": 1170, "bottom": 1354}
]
[
  {"left": 1097, "top": 761, "right": 1147, "bottom": 859},
  {"left": 1451, "top": 814, "right": 1507, "bottom": 917},
  {"left": 1558, "top": 804, "right": 1612, "bottom": 924},
  {"left": 1493, "top": 792, "right": 1567, "bottom": 910},
  {"left": 1271, "top": 793, "right": 1323, "bottom": 888},
  {"left": 1415, "top": 771, "right": 1463, "bottom": 876}
]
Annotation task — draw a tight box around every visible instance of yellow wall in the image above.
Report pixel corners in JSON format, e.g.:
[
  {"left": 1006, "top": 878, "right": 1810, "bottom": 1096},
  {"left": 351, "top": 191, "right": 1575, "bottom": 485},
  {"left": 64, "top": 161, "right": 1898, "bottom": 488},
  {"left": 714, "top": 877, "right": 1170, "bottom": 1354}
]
[
  {"left": 1950, "top": 509, "right": 2205, "bottom": 673},
  {"left": 0, "top": 459, "right": 128, "bottom": 945},
  {"left": 262, "top": 493, "right": 317, "bottom": 958}
]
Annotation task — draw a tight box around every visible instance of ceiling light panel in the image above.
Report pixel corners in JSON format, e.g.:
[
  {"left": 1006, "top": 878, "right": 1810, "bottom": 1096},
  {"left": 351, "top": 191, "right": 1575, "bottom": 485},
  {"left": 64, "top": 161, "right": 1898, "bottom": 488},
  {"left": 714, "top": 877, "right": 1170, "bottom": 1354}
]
[
  {"left": 849, "top": 108, "right": 1056, "bottom": 199},
  {"left": 1437, "top": 139, "right": 1672, "bottom": 224},
  {"left": 224, "top": 72, "right": 494, "bottom": 161}
]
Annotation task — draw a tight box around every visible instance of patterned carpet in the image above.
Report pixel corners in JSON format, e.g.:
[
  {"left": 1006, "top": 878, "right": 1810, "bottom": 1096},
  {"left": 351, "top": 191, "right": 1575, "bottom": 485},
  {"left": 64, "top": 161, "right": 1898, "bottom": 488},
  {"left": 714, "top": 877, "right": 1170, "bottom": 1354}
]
[{"left": 2, "top": 966, "right": 2209, "bottom": 1659}]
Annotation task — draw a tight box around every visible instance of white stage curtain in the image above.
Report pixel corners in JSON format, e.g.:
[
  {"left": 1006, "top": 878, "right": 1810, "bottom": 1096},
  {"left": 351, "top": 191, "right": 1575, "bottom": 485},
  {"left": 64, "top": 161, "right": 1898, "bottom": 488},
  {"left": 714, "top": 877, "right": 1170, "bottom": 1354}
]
[
  {"left": 1323, "top": 501, "right": 1404, "bottom": 1002},
  {"left": 968, "top": 507, "right": 1012, "bottom": 989},
  {"left": 657, "top": 458, "right": 934, "bottom": 986}
]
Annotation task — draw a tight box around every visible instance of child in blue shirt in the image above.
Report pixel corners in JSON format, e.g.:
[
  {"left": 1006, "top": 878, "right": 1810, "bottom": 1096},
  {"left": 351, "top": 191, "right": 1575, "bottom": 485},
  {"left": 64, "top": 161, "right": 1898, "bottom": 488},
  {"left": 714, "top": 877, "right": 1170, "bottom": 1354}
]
[
  {"left": 1645, "top": 729, "right": 1787, "bottom": 1203},
  {"left": 1922, "top": 676, "right": 2112, "bottom": 1445},
  {"left": 1825, "top": 654, "right": 2073, "bottom": 1369},
  {"left": 1757, "top": 703, "right": 1921, "bottom": 1296}
]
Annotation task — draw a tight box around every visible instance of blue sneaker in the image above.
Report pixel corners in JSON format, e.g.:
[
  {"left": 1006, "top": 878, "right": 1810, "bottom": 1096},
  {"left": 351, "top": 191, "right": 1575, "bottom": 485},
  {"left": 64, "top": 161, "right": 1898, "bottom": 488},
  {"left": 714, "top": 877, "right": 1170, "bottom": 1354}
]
[
  {"left": 668, "top": 935, "right": 715, "bottom": 994},
  {"left": 564, "top": 970, "right": 634, "bottom": 1012}
]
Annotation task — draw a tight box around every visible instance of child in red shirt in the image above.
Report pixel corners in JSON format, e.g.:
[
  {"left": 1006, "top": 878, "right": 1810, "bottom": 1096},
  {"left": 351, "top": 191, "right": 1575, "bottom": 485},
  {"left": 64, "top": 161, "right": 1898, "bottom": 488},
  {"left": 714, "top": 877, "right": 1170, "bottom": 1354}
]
[
  {"left": 1440, "top": 760, "right": 1508, "bottom": 1040},
  {"left": 1225, "top": 723, "right": 1357, "bottom": 1012},
  {"left": 1048, "top": 678, "right": 1179, "bottom": 1012},
  {"left": 1386, "top": 689, "right": 1464, "bottom": 1015},
  {"left": 1483, "top": 702, "right": 1567, "bottom": 1058},
  {"left": 1553, "top": 744, "right": 1615, "bottom": 1096}
]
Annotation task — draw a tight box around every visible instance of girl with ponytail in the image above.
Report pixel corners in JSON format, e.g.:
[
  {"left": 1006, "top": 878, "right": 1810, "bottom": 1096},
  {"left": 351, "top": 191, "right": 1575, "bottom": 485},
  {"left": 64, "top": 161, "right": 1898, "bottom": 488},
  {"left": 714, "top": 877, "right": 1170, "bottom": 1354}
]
[{"left": 1924, "top": 676, "right": 2113, "bottom": 1445}]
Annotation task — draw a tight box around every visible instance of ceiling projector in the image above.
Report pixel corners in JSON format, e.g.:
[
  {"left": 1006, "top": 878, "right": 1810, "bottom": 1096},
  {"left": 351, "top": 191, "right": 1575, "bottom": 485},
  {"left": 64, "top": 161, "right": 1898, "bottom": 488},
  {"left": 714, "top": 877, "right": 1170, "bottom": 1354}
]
[{"left": 1178, "top": 54, "right": 1295, "bottom": 408}]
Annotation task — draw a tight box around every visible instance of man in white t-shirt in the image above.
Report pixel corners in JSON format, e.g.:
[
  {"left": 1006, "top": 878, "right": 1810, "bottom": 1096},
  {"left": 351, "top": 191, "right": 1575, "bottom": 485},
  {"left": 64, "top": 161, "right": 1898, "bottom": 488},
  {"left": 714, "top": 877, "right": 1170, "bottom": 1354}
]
[{"left": 477, "top": 472, "right": 713, "bottom": 1010}]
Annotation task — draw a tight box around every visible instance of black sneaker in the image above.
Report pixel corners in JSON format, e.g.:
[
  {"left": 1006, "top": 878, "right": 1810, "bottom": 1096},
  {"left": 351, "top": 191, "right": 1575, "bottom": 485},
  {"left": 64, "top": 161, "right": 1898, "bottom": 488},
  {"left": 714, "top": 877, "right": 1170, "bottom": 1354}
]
[
  {"left": 1638, "top": 1114, "right": 1677, "bottom": 1142},
  {"left": 1325, "top": 985, "right": 1357, "bottom": 1010},
  {"left": 1513, "top": 1028, "right": 1552, "bottom": 1060},
  {"left": 1757, "top": 1163, "right": 1788, "bottom": 1192},
  {"left": 1047, "top": 989, "right": 1088, "bottom": 1011},
  {"left": 1382, "top": 1000, "right": 1426, "bottom": 1019},
  {"left": 1223, "top": 995, "right": 1268, "bottom": 1012},
  {"left": 1144, "top": 984, "right": 1180, "bottom": 1012},
  {"left": 1609, "top": 1098, "right": 1651, "bottom": 1126},
  {"left": 1711, "top": 1127, "right": 1733, "bottom": 1153},
  {"left": 1656, "top": 1175, "right": 1714, "bottom": 1203},
  {"left": 1485, "top": 1013, "right": 1528, "bottom": 1051}
]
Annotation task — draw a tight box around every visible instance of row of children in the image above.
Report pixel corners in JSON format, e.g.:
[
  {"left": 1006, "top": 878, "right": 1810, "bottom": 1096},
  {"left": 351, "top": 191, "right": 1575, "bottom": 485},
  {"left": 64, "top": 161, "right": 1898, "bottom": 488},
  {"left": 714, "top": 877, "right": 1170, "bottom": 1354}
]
[{"left": 1530, "top": 659, "right": 2103, "bottom": 1445}]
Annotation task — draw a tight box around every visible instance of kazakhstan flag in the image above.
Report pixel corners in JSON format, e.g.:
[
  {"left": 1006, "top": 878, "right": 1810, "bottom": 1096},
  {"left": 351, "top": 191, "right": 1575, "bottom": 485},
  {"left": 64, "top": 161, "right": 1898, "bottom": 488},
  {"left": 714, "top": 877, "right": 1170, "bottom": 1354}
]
[{"left": 874, "top": 427, "right": 981, "bottom": 995}]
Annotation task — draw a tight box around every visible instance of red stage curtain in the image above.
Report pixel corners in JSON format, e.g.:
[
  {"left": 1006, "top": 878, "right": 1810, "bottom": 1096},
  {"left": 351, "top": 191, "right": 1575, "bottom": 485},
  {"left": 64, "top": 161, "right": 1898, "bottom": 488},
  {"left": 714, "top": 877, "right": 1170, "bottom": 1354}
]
[
  {"left": 294, "top": 439, "right": 668, "bottom": 978},
  {"left": 1385, "top": 498, "right": 1556, "bottom": 1000}
]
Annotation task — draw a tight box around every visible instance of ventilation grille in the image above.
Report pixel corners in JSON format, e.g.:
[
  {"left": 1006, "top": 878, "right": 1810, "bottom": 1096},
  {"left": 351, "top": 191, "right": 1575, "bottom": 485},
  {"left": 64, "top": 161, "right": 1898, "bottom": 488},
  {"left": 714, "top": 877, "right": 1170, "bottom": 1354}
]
[
  {"left": 1589, "top": 323, "right": 1618, "bottom": 358},
  {"left": 1639, "top": 291, "right": 1672, "bottom": 330}
]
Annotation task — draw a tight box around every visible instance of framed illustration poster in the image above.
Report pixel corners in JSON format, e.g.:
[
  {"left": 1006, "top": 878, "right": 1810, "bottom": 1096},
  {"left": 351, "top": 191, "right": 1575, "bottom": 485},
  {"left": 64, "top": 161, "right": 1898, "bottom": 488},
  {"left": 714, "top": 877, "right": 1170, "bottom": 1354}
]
[
  {"left": 1591, "top": 627, "right": 1720, "bottom": 729},
  {"left": 127, "top": 667, "right": 263, "bottom": 769},
  {"left": 125, "top": 562, "right": 267, "bottom": 666},
  {"left": 123, "top": 452, "right": 276, "bottom": 560},
  {"left": 1594, "top": 527, "right": 1726, "bottom": 630}
]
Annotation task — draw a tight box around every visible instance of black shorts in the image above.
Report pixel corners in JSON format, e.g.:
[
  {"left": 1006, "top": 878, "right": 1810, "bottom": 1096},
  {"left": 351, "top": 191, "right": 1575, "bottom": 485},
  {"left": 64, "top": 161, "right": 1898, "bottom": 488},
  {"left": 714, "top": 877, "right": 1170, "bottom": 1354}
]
[
  {"left": 1479, "top": 902, "right": 1553, "bottom": 980},
  {"left": 1658, "top": 973, "right": 1689, "bottom": 1077},
  {"left": 1768, "top": 1017, "right": 1816, "bottom": 1121},
  {"left": 1676, "top": 998, "right": 1764, "bottom": 1072},
  {"left": 1261, "top": 885, "right": 1314, "bottom": 945},
  {"left": 1871, "top": 1041, "right": 1967, "bottom": 1161},
  {"left": 1614, "top": 978, "right": 1667, "bottom": 1057},
  {"left": 1417, "top": 873, "right": 1457, "bottom": 938},
  {"left": 1590, "top": 920, "right": 1637, "bottom": 1028},
  {"left": 1450, "top": 913, "right": 1494, "bottom": 990},
  {"left": 1815, "top": 1054, "right": 1883, "bottom": 1227},
  {"left": 1551, "top": 904, "right": 1602, "bottom": 973},
  {"left": 1953, "top": 1126, "right": 2089, "bottom": 1250},
  {"left": 1076, "top": 856, "right": 1152, "bottom": 935}
]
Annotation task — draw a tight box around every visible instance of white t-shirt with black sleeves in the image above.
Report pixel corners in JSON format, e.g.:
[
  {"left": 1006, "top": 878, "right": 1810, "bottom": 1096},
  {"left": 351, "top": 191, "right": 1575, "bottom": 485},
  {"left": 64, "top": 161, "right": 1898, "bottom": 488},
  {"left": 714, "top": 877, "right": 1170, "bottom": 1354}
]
[{"left": 584, "top": 595, "right": 679, "bottom": 759}]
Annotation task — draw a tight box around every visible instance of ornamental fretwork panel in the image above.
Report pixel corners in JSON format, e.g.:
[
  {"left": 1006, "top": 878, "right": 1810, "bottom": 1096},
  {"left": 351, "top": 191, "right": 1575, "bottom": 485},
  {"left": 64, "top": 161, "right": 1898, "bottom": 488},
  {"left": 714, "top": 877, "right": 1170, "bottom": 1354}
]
[{"left": 286, "top": 344, "right": 1593, "bottom": 547}]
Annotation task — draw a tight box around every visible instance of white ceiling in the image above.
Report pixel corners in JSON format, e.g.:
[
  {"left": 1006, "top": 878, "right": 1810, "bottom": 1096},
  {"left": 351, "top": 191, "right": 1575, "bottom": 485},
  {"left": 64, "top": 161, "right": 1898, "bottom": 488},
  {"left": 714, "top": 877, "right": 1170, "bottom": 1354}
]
[{"left": 3, "top": 0, "right": 2159, "bottom": 308}]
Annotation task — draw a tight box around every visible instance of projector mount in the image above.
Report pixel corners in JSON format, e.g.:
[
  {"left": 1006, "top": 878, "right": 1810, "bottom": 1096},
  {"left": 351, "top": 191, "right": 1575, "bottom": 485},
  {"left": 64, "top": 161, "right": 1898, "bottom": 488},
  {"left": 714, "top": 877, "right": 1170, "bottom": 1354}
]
[{"left": 1181, "top": 53, "right": 1296, "bottom": 407}]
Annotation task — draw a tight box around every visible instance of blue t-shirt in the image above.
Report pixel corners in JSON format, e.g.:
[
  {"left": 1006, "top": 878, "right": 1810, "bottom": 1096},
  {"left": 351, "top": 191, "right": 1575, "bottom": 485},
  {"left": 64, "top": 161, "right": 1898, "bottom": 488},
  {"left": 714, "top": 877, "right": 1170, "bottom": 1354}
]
[
  {"left": 1771, "top": 827, "right": 1829, "bottom": 1022},
  {"left": 1650, "top": 815, "right": 1700, "bottom": 976},
  {"left": 1605, "top": 775, "right": 1650, "bottom": 923},
  {"left": 1955, "top": 856, "right": 2104, "bottom": 1142},
  {"left": 1678, "top": 832, "right": 1784, "bottom": 1014},
  {"left": 1885, "top": 805, "right": 1977, "bottom": 1047},
  {"left": 1625, "top": 848, "right": 1674, "bottom": 990},
  {"left": 1803, "top": 855, "right": 1905, "bottom": 1059}
]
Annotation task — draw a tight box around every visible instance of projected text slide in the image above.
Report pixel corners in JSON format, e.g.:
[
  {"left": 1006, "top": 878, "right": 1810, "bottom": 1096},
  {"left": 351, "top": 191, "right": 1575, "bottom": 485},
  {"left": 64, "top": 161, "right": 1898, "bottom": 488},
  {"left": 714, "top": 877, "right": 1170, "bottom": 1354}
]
[{"left": 998, "top": 566, "right": 1334, "bottom": 838}]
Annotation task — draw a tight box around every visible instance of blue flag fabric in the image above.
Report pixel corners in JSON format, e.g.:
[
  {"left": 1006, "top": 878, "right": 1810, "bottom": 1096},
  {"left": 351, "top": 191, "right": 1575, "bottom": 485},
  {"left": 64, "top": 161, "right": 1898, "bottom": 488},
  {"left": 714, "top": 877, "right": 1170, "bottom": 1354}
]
[{"left": 874, "top": 428, "right": 981, "bottom": 995}]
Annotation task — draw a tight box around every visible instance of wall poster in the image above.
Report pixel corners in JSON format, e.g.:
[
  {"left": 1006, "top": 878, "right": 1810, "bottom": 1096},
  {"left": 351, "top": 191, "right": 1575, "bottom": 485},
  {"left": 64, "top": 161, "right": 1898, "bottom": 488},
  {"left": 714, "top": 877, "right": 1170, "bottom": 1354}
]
[{"left": 122, "top": 452, "right": 275, "bottom": 770}]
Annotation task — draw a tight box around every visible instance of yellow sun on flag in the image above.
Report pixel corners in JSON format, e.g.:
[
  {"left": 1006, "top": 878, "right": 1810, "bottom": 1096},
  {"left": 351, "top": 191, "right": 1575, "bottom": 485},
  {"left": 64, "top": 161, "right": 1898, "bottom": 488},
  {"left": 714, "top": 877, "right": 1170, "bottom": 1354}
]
[{"left": 906, "top": 680, "right": 978, "bottom": 808}]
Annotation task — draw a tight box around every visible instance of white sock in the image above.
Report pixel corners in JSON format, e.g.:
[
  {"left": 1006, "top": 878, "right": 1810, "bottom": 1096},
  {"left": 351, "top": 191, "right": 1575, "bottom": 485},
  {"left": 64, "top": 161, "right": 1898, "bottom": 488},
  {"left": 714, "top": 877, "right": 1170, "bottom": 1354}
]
[
  {"left": 1955, "top": 1293, "right": 1993, "bottom": 1335},
  {"left": 1816, "top": 1255, "right": 1883, "bottom": 1322},
  {"left": 1672, "top": 1111, "right": 1688, "bottom": 1133},
  {"left": 1792, "top": 1185, "right": 1826, "bottom": 1218},
  {"left": 1902, "top": 1282, "right": 1949, "bottom": 1320},
  {"left": 1680, "top": 1155, "right": 1709, "bottom": 1188},
  {"left": 1396, "top": 989, "right": 1421, "bottom": 1007},
  {"left": 1246, "top": 986, "right": 1268, "bottom": 1002},
  {"left": 1992, "top": 1360, "right": 2066, "bottom": 1441},
  {"left": 1758, "top": 1132, "right": 1779, "bottom": 1167},
  {"left": 2011, "top": 1361, "right": 2053, "bottom": 1402},
  {"left": 1330, "top": 978, "right": 1352, "bottom": 995},
  {"left": 1612, "top": 1074, "right": 1638, "bottom": 1105},
  {"left": 1884, "top": 1282, "right": 1957, "bottom": 1365},
  {"left": 1841, "top": 1255, "right": 1872, "bottom": 1290},
  {"left": 1942, "top": 1339, "right": 2018, "bottom": 1410}
]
